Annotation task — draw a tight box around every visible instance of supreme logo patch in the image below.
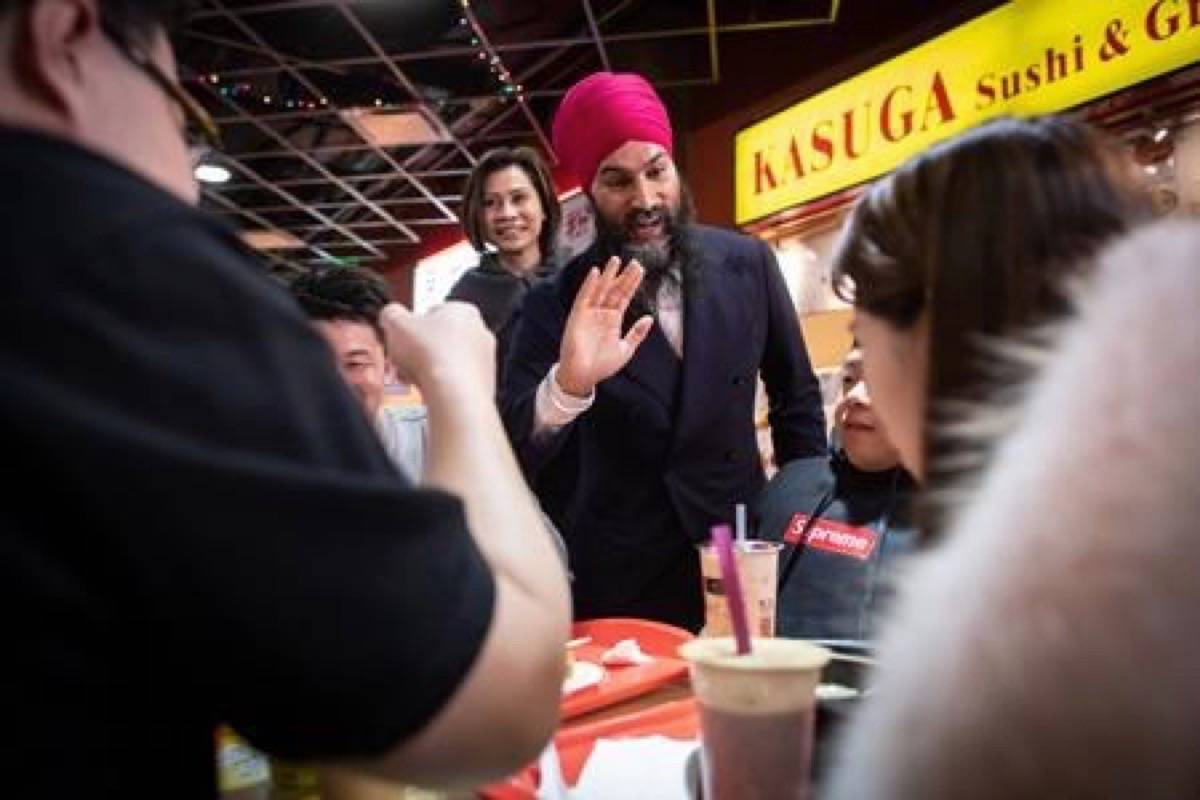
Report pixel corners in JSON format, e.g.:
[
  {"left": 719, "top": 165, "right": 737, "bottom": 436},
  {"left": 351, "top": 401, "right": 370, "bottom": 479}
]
[{"left": 784, "top": 513, "right": 878, "bottom": 561}]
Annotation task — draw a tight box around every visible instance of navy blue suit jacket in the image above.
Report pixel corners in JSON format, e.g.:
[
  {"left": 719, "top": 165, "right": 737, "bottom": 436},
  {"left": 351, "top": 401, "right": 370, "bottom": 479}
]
[{"left": 501, "top": 225, "right": 826, "bottom": 630}]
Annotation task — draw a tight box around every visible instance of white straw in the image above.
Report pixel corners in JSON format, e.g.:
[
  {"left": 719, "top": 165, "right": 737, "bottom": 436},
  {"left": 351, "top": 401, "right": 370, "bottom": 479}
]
[{"left": 736, "top": 503, "right": 747, "bottom": 544}]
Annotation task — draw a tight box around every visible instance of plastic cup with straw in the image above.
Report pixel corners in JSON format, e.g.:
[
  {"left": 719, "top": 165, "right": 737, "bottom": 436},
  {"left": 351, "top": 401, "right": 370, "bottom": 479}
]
[
  {"left": 699, "top": 511, "right": 782, "bottom": 637},
  {"left": 681, "top": 524, "right": 831, "bottom": 798}
]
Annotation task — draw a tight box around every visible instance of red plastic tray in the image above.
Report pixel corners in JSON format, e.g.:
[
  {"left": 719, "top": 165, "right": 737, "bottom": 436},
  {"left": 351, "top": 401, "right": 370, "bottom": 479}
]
[
  {"left": 560, "top": 618, "right": 693, "bottom": 720},
  {"left": 478, "top": 619, "right": 696, "bottom": 799},
  {"left": 481, "top": 698, "right": 699, "bottom": 799}
]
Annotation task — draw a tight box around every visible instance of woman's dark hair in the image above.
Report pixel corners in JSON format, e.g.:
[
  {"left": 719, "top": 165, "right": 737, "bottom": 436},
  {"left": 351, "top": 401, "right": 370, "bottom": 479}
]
[
  {"left": 832, "top": 115, "right": 1151, "bottom": 539},
  {"left": 461, "top": 146, "right": 561, "bottom": 261}
]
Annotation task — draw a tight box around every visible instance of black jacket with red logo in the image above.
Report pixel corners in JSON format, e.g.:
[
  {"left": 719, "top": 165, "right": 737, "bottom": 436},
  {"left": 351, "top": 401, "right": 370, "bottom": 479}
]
[{"left": 756, "top": 451, "right": 917, "bottom": 640}]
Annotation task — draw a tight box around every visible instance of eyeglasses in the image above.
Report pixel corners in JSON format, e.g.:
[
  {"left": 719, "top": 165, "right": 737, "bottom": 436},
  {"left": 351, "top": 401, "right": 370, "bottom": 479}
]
[{"left": 99, "top": 19, "right": 222, "bottom": 151}]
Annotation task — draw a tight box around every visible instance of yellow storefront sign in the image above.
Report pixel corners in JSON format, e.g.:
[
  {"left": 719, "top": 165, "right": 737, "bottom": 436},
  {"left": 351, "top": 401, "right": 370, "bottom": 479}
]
[{"left": 735, "top": 0, "right": 1200, "bottom": 224}]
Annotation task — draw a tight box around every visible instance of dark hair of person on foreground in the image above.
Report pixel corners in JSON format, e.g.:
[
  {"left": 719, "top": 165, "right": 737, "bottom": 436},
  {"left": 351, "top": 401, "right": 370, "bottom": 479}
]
[{"left": 831, "top": 115, "right": 1151, "bottom": 540}]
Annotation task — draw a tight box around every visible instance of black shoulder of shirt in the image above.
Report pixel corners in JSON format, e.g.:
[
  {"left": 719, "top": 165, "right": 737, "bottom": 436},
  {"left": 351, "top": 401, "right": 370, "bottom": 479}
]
[
  {"left": 448, "top": 257, "right": 527, "bottom": 331},
  {"left": 0, "top": 127, "right": 498, "bottom": 762},
  {"left": 0, "top": 127, "right": 248, "bottom": 254},
  {"left": 450, "top": 253, "right": 564, "bottom": 297},
  {"left": 451, "top": 257, "right": 517, "bottom": 293},
  {"left": 0, "top": 129, "right": 292, "bottom": 357}
]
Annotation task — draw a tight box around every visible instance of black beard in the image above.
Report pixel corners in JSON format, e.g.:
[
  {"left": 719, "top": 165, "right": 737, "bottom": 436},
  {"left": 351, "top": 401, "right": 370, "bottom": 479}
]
[{"left": 592, "top": 191, "right": 699, "bottom": 322}]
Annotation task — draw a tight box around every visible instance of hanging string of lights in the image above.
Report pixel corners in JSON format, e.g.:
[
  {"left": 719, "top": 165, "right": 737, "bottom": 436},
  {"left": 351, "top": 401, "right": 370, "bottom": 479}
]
[
  {"left": 196, "top": 72, "right": 331, "bottom": 110},
  {"left": 192, "top": 1, "right": 522, "bottom": 112},
  {"left": 457, "top": 0, "right": 526, "bottom": 105}
]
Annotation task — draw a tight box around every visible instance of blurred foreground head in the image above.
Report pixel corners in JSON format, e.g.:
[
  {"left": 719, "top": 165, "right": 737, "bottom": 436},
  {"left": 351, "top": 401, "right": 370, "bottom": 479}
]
[
  {"left": 0, "top": 0, "right": 203, "bottom": 202},
  {"left": 833, "top": 115, "right": 1151, "bottom": 532}
]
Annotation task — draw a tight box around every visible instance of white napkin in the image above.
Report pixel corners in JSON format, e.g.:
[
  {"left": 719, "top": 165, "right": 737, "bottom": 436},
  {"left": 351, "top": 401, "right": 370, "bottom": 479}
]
[
  {"left": 536, "top": 736, "right": 699, "bottom": 800},
  {"left": 536, "top": 740, "right": 570, "bottom": 800},
  {"left": 599, "top": 638, "right": 655, "bottom": 666}
]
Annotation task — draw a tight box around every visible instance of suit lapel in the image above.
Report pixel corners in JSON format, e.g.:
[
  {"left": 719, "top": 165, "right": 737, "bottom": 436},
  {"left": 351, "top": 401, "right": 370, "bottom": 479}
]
[
  {"left": 616, "top": 320, "right": 679, "bottom": 414},
  {"left": 673, "top": 235, "right": 737, "bottom": 453}
]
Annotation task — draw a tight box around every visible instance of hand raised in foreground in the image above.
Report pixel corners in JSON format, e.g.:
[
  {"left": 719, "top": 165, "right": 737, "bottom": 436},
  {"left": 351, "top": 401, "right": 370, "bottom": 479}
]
[
  {"left": 380, "top": 301, "right": 496, "bottom": 397},
  {"left": 556, "top": 257, "right": 654, "bottom": 398}
]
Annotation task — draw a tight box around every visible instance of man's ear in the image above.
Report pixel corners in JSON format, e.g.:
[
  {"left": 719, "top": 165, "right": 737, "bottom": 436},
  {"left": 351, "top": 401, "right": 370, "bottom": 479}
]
[{"left": 16, "top": 0, "right": 98, "bottom": 120}]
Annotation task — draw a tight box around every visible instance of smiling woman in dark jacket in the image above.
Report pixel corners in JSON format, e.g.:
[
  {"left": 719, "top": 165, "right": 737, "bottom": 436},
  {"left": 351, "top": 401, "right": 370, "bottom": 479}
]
[
  {"left": 448, "top": 147, "right": 575, "bottom": 530},
  {"left": 448, "top": 146, "right": 562, "bottom": 382}
]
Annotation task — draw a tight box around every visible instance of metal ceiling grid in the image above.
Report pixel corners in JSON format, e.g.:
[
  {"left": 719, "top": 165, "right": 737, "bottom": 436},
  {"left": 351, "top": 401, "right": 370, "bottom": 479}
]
[{"left": 180, "top": 0, "right": 841, "bottom": 272}]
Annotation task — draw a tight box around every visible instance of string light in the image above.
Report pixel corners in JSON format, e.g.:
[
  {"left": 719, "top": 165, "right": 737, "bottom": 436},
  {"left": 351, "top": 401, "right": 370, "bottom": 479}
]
[
  {"left": 198, "top": 73, "right": 360, "bottom": 114},
  {"left": 200, "top": 3, "right": 523, "bottom": 113},
  {"left": 460, "top": 0, "right": 525, "bottom": 103}
]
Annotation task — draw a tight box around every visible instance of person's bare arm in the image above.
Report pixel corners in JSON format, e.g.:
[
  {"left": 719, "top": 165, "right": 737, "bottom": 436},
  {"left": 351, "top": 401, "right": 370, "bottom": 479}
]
[{"left": 356, "top": 302, "right": 571, "bottom": 788}]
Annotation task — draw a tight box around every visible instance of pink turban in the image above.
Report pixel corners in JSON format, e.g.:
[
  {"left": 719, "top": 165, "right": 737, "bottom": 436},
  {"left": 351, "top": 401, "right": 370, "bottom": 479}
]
[{"left": 552, "top": 72, "right": 673, "bottom": 190}]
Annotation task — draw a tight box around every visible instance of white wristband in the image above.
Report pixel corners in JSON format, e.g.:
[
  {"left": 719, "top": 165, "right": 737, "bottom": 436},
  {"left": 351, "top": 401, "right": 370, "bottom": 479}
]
[{"left": 533, "top": 363, "right": 594, "bottom": 435}]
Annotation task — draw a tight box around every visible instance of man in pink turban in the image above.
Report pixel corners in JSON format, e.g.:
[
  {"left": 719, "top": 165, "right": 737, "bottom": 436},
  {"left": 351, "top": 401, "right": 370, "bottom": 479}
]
[
  {"left": 550, "top": 71, "right": 674, "bottom": 196},
  {"left": 501, "top": 71, "right": 826, "bottom": 631}
]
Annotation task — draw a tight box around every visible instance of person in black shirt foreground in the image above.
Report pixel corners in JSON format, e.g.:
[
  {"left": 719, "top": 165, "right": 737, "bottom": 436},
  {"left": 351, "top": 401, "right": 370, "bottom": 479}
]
[
  {"left": 757, "top": 347, "right": 916, "bottom": 640},
  {"left": 0, "top": 1, "right": 570, "bottom": 797}
]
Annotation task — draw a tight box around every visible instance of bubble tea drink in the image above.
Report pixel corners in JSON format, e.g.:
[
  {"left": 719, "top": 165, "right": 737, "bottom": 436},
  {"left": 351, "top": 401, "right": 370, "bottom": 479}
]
[
  {"left": 699, "top": 541, "right": 782, "bottom": 637},
  {"left": 680, "top": 638, "right": 830, "bottom": 800}
]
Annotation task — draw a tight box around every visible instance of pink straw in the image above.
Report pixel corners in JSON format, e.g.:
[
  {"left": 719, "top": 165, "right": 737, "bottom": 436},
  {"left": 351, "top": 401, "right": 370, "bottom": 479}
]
[{"left": 712, "top": 524, "right": 752, "bottom": 655}]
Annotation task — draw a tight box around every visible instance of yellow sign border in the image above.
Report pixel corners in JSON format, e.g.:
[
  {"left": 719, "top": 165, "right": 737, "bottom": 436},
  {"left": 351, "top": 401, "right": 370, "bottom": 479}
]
[{"left": 735, "top": 0, "right": 1200, "bottom": 225}]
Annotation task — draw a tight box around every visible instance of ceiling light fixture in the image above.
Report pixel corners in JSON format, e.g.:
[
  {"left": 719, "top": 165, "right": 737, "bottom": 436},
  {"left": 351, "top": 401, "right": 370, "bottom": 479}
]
[
  {"left": 241, "top": 229, "right": 306, "bottom": 251},
  {"left": 342, "top": 104, "right": 452, "bottom": 147},
  {"left": 194, "top": 163, "right": 232, "bottom": 184}
]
